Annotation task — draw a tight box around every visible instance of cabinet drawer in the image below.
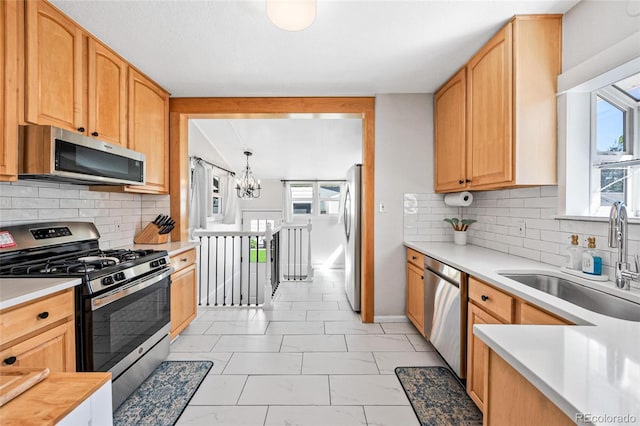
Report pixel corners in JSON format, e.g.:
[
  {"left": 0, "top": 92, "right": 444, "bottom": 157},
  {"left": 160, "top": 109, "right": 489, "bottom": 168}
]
[
  {"left": 0, "top": 290, "right": 74, "bottom": 345},
  {"left": 468, "top": 278, "right": 513, "bottom": 323},
  {"left": 170, "top": 248, "right": 197, "bottom": 274},
  {"left": 406, "top": 248, "right": 424, "bottom": 268},
  {"left": 519, "top": 302, "right": 570, "bottom": 325}
]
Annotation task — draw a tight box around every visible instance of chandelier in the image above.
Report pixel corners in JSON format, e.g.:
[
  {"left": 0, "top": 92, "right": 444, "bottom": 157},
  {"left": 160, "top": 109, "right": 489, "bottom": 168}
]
[{"left": 236, "top": 151, "right": 262, "bottom": 199}]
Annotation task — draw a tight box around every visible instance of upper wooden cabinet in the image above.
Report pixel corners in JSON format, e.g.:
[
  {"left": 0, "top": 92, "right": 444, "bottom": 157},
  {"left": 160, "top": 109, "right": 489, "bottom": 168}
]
[
  {"left": 25, "top": 0, "right": 84, "bottom": 133},
  {"left": 434, "top": 68, "right": 466, "bottom": 192},
  {"left": 127, "top": 68, "right": 169, "bottom": 194},
  {"left": 1, "top": 0, "right": 19, "bottom": 181},
  {"left": 434, "top": 15, "right": 562, "bottom": 193},
  {"left": 87, "top": 38, "right": 127, "bottom": 146}
]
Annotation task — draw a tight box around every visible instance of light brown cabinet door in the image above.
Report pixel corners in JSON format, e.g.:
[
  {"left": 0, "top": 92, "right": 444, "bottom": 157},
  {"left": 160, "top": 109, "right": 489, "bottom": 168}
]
[
  {"left": 170, "top": 264, "right": 197, "bottom": 339},
  {"left": 406, "top": 262, "right": 425, "bottom": 335},
  {"left": 467, "top": 301, "right": 503, "bottom": 412},
  {"left": 1, "top": 0, "right": 19, "bottom": 181},
  {"left": 518, "top": 302, "right": 570, "bottom": 325},
  {"left": 467, "top": 24, "right": 513, "bottom": 189},
  {"left": 25, "top": 0, "right": 84, "bottom": 133},
  {"left": 434, "top": 68, "right": 466, "bottom": 192},
  {"left": 127, "top": 68, "right": 169, "bottom": 194},
  {"left": 88, "top": 38, "right": 127, "bottom": 146},
  {"left": 0, "top": 321, "right": 76, "bottom": 372}
]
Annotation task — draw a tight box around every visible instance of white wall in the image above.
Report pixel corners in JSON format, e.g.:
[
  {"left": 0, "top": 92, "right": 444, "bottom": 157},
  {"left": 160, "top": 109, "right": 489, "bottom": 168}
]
[
  {"left": 562, "top": 0, "right": 640, "bottom": 71},
  {"left": 374, "top": 94, "right": 433, "bottom": 319}
]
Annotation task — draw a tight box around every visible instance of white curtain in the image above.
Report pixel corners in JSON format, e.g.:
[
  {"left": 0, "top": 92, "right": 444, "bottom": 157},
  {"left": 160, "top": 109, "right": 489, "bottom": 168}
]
[
  {"left": 283, "top": 181, "right": 292, "bottom": 224},
  {"left": 222, "top": 173, "right": 237, "bottom": 224},
  {"left": 189, "top": 161, "right": 208, "bottom": 238}
]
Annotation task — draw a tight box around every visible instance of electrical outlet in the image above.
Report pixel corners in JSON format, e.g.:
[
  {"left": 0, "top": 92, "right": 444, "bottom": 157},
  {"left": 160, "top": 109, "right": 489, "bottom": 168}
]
[
  {"left": 115, "top": 224, "right": 122, "bottom": 232},
  {"left": 379, "top": 203, "right": 386, "bottom": 213},
  {"left": 516, "top": 221, "right": 526, "bottom": 237}
]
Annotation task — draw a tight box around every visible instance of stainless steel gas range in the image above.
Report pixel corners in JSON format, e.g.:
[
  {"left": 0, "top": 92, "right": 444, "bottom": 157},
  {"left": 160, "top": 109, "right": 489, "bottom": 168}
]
[{"left": 0, "top": 221, "right": 172, "bottom": 409}]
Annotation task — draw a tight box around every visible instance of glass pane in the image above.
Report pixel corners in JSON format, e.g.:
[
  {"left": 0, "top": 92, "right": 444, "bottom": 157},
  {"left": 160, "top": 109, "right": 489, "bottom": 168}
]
[
  {"left": 320, "top": 200, "right": 339, "bottom": 215},
  {"left": 319, "top": 184, "right": 341, "bottom": 199},
  {"left": 290, "top": 183, "right": 313, "bottom": 199},
  {"left": 599, "top": 169, "right": 627, "bottom": 207},
  {"left": 596, "top": 96, "right": 625, "bottom": 153},
  {"left": 612, "top": 73, "right": 640, "bottom": 102},
  {"left": 212, "top": 176, "right": 220, "bottom": 193},
  {"left": 212, "top": 197, "right": 220, "bottom": 214},
  {"left": 293, "top": 202, "right": 312, "bottom": 214}
]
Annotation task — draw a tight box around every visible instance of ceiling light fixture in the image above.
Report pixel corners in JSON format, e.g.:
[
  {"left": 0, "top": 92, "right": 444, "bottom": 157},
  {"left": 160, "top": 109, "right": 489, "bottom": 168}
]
[
  {"left": 236, "top": 151, "right": 262, "bottom": 199},
  {"left": 266, "top": 0, "right": 316, "bottom": 31}
]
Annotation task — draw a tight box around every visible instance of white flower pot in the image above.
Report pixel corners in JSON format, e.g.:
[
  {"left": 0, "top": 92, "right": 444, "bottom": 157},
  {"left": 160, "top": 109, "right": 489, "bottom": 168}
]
[{"left": 454, "top": 230, "right": 467, "bottom": 246}]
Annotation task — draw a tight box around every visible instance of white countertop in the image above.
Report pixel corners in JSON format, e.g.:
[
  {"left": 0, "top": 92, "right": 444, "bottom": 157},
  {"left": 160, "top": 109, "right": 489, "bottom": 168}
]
[
  {"left": 0, "top": 277, "right": 81, "bottom": 310},
  {"left": 405, "top": 242, "right": 640, "bottom": 425},
  {"left": 127, "top": 241, "right": 199, "bottom": 257}
]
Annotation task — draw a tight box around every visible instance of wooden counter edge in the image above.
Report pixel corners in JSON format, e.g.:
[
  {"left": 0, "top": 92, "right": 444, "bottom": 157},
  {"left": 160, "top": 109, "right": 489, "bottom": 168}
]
[{"left": 0, "top": 372, "right": 111, "bottom": 426}]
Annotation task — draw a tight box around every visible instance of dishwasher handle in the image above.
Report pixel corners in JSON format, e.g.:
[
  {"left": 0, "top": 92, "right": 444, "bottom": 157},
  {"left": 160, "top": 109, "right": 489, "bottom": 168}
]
[{"left": 424, "top": 265, "right": 460, "bottom": 288}]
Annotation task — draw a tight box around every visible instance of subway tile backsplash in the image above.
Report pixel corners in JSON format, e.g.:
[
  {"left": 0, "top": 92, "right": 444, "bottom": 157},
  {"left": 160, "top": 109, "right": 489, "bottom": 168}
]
[
  {"left": 404, "top": 187, "right": 640, "bottom": 279},
  {"left": 0, "top": 180, "right": 170, "bottom": 249}
]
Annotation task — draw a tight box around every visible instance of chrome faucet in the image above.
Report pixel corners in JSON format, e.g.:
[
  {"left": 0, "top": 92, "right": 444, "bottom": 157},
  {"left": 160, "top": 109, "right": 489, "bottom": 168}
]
[{"left": 608, "top": 201, "right": 639, "bottom": 289}]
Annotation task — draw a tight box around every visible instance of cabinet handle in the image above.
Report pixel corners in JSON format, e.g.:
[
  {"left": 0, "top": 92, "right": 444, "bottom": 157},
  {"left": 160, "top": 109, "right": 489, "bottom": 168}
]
[
  {"left": 77, "top": 127, "right": 85, "bottom": 133},
  {"left": 181, "top": 258, "right": 188, "bottom": 262},
  {"left": 421, "top": 276, "right": 424, "bottom": 280},
  {"left": 37, "top": 311, "right": 49, "bottom": 319},
  {"left": 466, "top": 179, "right": 472, "bottom": 183},
  {"left": 458, "top": 180, "right": 464, "bottom": 185},
  {"left": 411, "top": 256, "right": 417, "bottom": 260},
  {"left": 481, "top": 295, "right": 489, "bottom": 302},
  {"left": 91, "top": 131, "right": 99, "bottom": 137},
  {"left": 3, "top": 356, "right": 16, "bottom": 365}
]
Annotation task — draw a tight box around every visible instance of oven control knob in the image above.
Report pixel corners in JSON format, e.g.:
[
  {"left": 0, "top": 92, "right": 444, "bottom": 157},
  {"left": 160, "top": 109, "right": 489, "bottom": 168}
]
[
  {"left": 102, "top": 276, "right": 114, "bottom": 286},
  {"left": 159, "top": 258, "right": 167, "bottom": 265},
  {"left": 150, "top": 260, "right": 160, "bottom": 268},
  {"left": 115, "top": 272, "right": 126, "bottom": 281}
]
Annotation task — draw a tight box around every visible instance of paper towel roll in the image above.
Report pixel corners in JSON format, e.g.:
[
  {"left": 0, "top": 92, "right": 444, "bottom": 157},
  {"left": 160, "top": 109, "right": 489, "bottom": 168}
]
[{"left": 444, "top": 191, "right": 473, "bottom": 207}]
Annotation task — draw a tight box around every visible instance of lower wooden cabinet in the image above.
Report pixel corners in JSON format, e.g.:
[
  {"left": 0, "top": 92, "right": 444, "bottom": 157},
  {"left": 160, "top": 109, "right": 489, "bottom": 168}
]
[
  {"left": 466, "top": 301, "right": 502, "bottom": 411},
  {"left": 0, "top": 289, "right": 76, "bottom": 372},
  {"left": 169, "top": 249, "right": 198, "bottom": 339},
  {"left": 466, "top": 276, "right": 572, "bottom": 412},
  {"left": 406, "top": 262, "right": 425, "bottom": 335},
  {"left": 484, "top": 349, "right": 574, "bottom": 425}
]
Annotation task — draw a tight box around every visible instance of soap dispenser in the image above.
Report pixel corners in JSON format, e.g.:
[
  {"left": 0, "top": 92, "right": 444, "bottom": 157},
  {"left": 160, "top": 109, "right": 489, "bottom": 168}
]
[
  {"left": 566, "top": 234, "right": 583, "bottom": 270},
  {"left": 582, "top": 236, "right": 602, "bottom": 275}
]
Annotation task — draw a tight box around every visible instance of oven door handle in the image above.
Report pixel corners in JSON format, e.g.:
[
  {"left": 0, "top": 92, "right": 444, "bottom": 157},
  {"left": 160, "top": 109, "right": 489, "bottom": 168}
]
[{"left": 91, "top": 268, "right": 173, "bottom": 311}]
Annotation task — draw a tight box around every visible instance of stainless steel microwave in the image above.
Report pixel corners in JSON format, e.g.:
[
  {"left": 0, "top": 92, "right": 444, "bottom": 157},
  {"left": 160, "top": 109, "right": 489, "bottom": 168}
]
[{"left": 19, "top": 125, "right": 145, "bottom": 186}]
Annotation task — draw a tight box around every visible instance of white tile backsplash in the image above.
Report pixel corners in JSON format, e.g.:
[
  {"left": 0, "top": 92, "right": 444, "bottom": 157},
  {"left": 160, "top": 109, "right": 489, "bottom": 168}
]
[
  {"left": 0, "top": 180, "right": 170, "bottom": 249},
  {"left": 404, "top": 187, "right": 639, "bottom": 278}
]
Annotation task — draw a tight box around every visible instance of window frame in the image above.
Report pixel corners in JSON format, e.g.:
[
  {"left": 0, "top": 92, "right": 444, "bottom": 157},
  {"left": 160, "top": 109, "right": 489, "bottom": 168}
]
[
  {"left": 287, "top": 181, "right": 344, "bottom": 218},
  {"left": 589, "top": 84, "right": 640, "bottom": 217}
]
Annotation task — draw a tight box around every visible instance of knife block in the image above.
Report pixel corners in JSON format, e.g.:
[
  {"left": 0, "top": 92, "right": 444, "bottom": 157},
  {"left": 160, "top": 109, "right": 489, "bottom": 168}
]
[{"left": 134, "top": 222, "right": 169, "bottom": 245}]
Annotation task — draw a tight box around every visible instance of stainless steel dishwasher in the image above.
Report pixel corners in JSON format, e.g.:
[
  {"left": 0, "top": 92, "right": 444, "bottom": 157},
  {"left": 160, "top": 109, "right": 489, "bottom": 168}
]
[{"left": 424, "top": 256, "right": 466, "bottom": 379}]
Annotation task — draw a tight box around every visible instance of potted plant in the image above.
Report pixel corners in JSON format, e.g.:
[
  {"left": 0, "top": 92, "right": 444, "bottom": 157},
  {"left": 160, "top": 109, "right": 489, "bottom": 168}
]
[{"left": 443, "top": 218, "right": 477, "bottom": 246}]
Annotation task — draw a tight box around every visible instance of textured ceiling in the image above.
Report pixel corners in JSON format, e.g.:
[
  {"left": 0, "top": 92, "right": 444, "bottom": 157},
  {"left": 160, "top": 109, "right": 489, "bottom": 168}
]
[{"left": 51, "top": 0, "right": 578, "bottom": 97}]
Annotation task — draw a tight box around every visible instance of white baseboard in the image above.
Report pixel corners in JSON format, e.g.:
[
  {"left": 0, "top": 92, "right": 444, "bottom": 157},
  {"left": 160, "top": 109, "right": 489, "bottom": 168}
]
[{"left": 373, "top": 315, "right": 409, "bottom": 323}]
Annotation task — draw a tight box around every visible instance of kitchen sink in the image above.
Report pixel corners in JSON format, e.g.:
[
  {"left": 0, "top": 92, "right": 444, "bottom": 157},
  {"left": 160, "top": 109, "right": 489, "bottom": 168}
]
[{"left": 499, "top": 273, "right": 640, "bottom": 322}]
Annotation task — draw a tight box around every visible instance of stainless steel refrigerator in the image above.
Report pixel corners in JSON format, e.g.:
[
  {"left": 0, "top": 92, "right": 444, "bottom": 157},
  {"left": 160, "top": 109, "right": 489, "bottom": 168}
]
[{"left": 344, "top": 164, "right": 362, "bottom": 312}]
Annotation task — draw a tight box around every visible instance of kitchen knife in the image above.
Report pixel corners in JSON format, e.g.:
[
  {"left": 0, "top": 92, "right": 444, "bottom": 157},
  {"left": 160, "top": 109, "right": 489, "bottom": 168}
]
[
  {"left": 158, "top": 216, "right": 170, "bottom": 226},
  {"left": 159, "top": 224, "right": 174, "bottom": 234},
  {"left": 153, "top": 214, "right": 163, "bottom": 225}
]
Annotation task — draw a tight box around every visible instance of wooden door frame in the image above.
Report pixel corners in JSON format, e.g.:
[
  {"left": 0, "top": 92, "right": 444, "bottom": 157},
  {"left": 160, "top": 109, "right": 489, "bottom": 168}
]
[{"left": 168, "top": 97, "right": 375, "bottom": 322}]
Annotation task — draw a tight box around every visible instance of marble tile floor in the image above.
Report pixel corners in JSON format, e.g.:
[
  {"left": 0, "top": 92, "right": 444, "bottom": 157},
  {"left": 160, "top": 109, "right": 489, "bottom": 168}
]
[{"left": 169, "top": 269, "right": 445, "bottom": 426}]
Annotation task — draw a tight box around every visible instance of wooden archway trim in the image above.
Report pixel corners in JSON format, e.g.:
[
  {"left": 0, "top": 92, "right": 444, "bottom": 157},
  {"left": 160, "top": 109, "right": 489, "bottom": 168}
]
[{"left": 169, "top": 97, "right": 375, "bottom": 322}]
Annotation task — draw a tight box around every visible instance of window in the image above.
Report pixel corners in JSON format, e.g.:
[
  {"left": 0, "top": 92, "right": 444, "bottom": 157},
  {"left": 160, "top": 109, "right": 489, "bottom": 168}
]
[
  {"left": 211, "top": 175, "right": 222, "bottom": 216},
  {"left": 589, "top": 75, "right": 640, "bottom": 217},
  {"left": 319, "top": 184, "right": 341, "bottom": 215},
  {"left": 286, "top": 181, "right": 343, "bottom": 217},
  {"left": 249, "top": 219, "right": 275, "bottom": 263}
]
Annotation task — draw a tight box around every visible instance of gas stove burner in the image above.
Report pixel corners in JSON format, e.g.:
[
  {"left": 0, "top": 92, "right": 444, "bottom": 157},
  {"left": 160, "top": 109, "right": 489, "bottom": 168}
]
[
  {"left": 78, "top": 256, "right": 120, "bottom": 265},
  {"left": 103, "top": 249, "right": 155, "bottom": 262}
]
